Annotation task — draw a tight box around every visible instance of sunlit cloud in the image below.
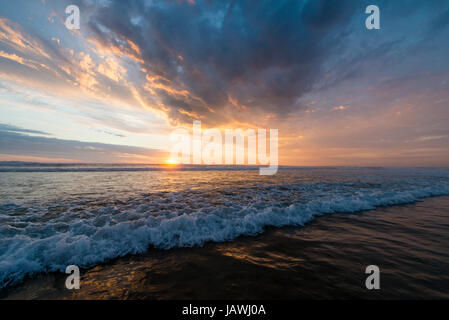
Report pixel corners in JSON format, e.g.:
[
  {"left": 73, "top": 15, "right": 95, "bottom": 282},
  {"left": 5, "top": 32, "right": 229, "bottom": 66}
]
[{"left": 0, "top": 0, "right": 448, "bottom": 165}]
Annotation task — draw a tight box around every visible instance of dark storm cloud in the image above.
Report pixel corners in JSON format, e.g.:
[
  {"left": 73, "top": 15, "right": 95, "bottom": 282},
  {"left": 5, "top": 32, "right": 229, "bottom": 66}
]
[
  {"left": 5, "top": 0, "right": 446, "bottom": 127},
  {"left": 74, "top": 0, "right": 359, "bottom": 124}
]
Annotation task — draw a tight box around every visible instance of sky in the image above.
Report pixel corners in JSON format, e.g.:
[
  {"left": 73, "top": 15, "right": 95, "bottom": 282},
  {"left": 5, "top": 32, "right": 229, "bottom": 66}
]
[{"left": 0, "top": 0, "right": 448, "bottom": 166}]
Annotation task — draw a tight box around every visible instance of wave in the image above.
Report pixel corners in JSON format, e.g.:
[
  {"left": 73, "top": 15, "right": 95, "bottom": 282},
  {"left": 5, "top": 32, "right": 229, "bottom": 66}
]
[{"left": 1, "top": 177, "right": 449, "bottom": 289}]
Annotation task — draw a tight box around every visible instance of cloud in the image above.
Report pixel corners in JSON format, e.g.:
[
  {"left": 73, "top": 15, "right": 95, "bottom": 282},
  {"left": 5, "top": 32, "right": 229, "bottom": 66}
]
[
  {"left": 0, "top": 15, "right": 140, "bottom": 115},
  {"left": 0, "top": 17, "right": 51, "bottom": 60},
  {"left": 73, "top": 0, "right": 449, "bottom": 127},
  {"left": 1, "top": 0, "right": 449, "bottom": 166},
  {"left": 96, "top": 129, "right": 126, "bottom": 138},
  {"left": 3, "top": 0, "right": 448, "bottom": 129},
  {"left": 0, "top": 124, "right": 167, "bottom": 163},
  {"left": 0, "top": 123, "right": 49, "bottom": 135},
  {"left": 0, "top": 50, "right": 40, "bottom": 70},
  {"left": 60, "top": 0, "right": 361, "bottom": 126}
]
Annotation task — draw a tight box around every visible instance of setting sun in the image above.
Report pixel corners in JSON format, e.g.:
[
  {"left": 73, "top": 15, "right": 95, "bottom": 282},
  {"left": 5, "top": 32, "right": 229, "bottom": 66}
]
[{"left": 165, "top": 158, "right": 179, "bottom": 165}]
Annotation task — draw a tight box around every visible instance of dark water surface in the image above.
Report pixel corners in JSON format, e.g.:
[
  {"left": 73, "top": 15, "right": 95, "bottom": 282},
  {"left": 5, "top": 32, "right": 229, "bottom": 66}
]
[
  {"left": 1, "top": 166, "right": 449, "bottom": 290},
  {"left": 4, "top": 196, "right": 449, "bottom": 299}
]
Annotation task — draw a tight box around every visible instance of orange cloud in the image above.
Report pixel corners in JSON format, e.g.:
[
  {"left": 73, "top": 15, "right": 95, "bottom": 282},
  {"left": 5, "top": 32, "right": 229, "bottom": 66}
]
[
  {"left": 228, "top": 95, "right": 248, "bottom": 111},
  {"left": 0, "top": 17, "right": 50, "bottom": 60},
  {"left": 178, "top": 108, "right": 203, "bottom": 119},
  {"left": 87, "top": 37, "right": 144, "bottom": 64},
  {"left": 0, "top": 50, "right": 39, "bottom": 70}
]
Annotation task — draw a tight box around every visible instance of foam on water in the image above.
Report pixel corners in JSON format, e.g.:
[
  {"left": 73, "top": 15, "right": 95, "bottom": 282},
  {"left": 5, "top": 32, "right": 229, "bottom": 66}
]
[{"left": 0, "top": 167, "right": 448, "bottom": 289}]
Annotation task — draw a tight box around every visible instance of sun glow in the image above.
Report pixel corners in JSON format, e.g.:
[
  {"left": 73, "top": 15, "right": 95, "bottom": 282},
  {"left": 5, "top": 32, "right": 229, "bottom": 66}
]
[{"left": 165, "top": 158, "right": 179, "bottom": 165}]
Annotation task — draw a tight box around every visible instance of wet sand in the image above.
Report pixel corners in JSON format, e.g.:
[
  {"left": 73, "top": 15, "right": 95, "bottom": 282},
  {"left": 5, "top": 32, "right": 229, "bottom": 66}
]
[{"left": 2, "top": 196, "right": 449, "bottom": 300}]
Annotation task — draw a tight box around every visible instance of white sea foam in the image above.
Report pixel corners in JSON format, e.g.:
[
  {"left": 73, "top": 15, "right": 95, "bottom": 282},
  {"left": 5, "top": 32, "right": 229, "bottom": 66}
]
[{"left": 0, "top": 168, "right": 448, "bottom": 289}]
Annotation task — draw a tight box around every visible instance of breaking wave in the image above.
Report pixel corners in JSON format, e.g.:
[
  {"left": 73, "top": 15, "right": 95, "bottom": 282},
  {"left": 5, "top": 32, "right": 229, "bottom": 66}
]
[{"left": 0, "top": 167, "right": 448, "bottom": 289}]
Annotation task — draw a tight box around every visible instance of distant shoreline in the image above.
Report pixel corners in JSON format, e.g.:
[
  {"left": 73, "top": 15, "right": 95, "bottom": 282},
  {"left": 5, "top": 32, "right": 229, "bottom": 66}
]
[{"left": 1, "top": 162, "right": 448, "bottom": 169}]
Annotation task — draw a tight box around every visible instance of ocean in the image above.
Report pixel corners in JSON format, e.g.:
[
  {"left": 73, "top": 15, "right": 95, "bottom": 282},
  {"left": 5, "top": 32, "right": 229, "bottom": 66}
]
[{"left": 1, "top": 164, "right": 449, "bottom": 297}]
